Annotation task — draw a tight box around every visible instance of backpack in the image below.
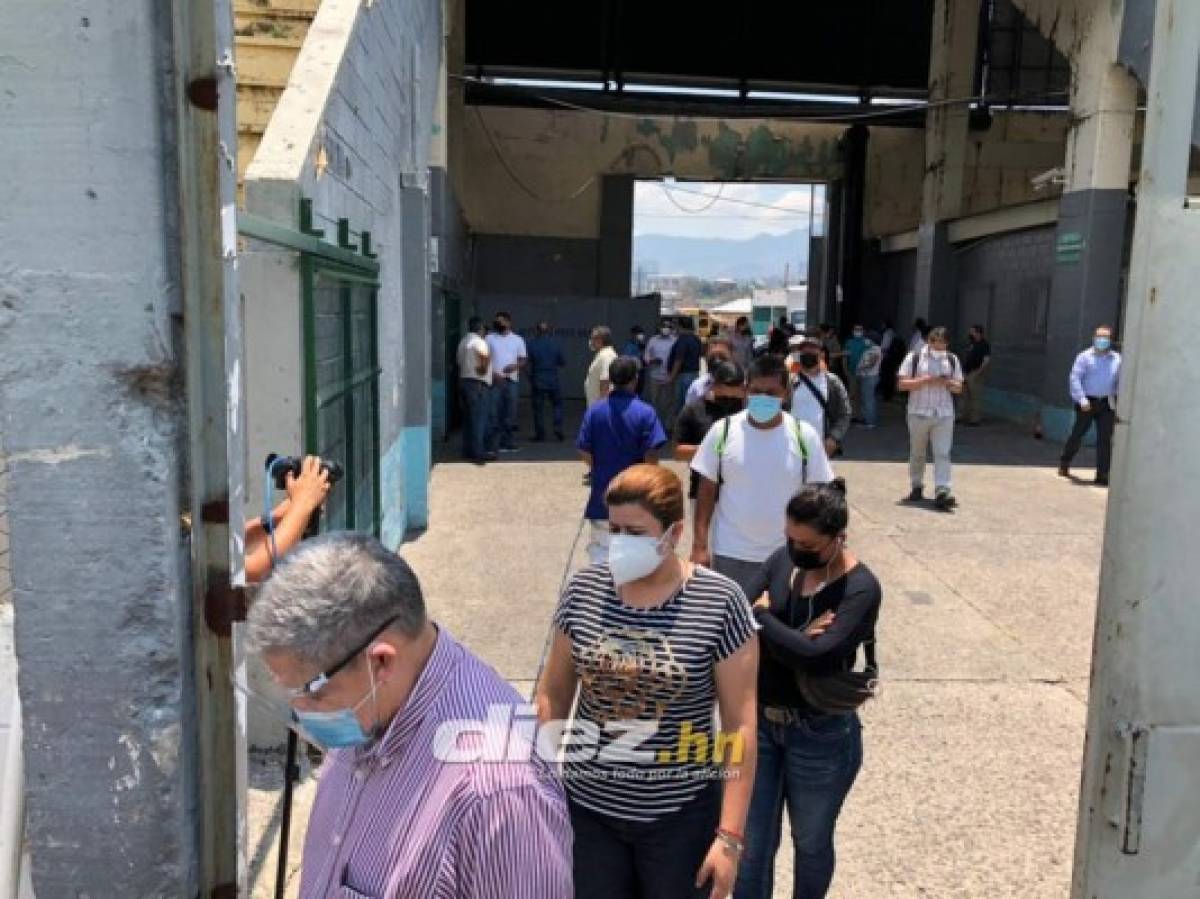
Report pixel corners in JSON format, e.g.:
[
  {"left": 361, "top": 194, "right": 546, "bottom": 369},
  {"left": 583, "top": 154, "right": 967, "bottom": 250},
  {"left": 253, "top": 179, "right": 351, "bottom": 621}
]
[
  {"left": 715, "top": 415, "right": 809, "bottom": 485},
  {"left": 906, "top": 348, "right": 962, "bottom": 380}
]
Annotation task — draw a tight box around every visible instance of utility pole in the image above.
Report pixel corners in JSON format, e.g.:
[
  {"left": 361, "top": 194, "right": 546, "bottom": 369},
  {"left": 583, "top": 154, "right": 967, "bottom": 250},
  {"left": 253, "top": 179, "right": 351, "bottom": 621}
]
[{"left": 1071, "top": 3, "right": 1200, "bottom": 896}]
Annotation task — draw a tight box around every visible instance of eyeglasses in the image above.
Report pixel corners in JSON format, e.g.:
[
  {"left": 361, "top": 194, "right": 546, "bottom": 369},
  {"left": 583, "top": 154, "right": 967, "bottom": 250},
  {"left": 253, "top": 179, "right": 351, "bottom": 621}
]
[{"left": 282, "top": 615, "right": 400, "bottom": 701}]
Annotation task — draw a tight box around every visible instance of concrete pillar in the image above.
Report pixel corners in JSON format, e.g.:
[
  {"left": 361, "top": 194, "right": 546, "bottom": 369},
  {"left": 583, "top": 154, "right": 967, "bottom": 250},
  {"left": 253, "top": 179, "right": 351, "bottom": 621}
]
[
  {"left": 0, "top": 1, "right": 204, "bottom": 893},
  {"left": 914, "top": 0, "right": 982, "bottom": 328},
  {"left": 839, "top": 125, "right": 869, "bottom": 333},
  {"left": 1071, "top": 3, "right": 1200, "bottom": 894},
  {"left": 810, "top": 181, "right": 843, "bottom": 329},
  {"left": 597, "top": 175, "right": 635, "bottom": 297},
  {"left": 1040, "top": 2, "right": 1138, "bottom": 426},
  {"left": 400, "top": 179, "right": 433, "bottom": 536}
]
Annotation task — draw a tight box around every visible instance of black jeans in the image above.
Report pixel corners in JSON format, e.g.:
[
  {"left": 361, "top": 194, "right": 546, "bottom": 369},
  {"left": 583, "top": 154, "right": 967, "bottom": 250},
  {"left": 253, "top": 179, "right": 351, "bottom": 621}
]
[
  {"left": 1061, "top": 396, "right": 1115, "bottom": 478},
  {"left": 531, "top": 384, "right": 564, "bottom": 438},
  {"left": 570, "top": 782, "right": 720, "bottom": 899},
  {"left": 459, "top": 379, "right": 491, "bottom": 460}
]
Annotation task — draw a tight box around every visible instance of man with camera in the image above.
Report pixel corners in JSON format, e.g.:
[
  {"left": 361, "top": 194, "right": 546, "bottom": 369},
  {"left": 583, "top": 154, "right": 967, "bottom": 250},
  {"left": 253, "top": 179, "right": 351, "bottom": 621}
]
[{"left": 244, "top": 455, "right": 333, "bottom": 583}]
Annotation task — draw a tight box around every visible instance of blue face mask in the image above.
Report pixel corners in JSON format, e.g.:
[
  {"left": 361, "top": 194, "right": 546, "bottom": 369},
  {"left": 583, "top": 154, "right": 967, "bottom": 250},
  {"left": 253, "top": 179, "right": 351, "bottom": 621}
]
[
  {"left": 1094, "top": 336, "right": 1111, "bottom": 352},
  {"left": 747, "top": 394, "right": 783, "bottom": 424},
  {"left": 293, "top": 670, "right": 377, "bottom": 749}
]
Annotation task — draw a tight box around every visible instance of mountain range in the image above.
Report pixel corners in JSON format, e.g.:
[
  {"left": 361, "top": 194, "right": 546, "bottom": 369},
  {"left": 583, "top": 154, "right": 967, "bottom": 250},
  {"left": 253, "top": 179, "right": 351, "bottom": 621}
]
[{"left": 633, "top": 228, "right": 810, "bottom": 283}]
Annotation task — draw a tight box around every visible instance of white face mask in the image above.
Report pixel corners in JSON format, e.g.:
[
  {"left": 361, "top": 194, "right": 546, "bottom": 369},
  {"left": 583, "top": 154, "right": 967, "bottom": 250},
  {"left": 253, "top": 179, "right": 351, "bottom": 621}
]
[{"left": 608, "top": 531, "right": 674, "bottom": 586}]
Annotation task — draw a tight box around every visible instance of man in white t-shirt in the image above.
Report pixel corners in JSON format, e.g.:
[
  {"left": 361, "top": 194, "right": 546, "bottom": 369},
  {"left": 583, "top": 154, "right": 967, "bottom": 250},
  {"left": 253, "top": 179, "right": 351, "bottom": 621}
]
[
  {"left": 485, "top": 311, "right": 527, "bottom": 453},
  {"left": 691, "top": 354, "right": 834, "bottom": 599},
  {"left": 789, "top": 334, "right": 850, "bottom": 457},
  {"left": 585, "top": 325, "right": 618, "bottom": 407},
  {"left": 641, "top": 321, "right": 676, "bottom": 427},
  {"left": 455, "top": 316, "right": 495, "bottom": 463}
]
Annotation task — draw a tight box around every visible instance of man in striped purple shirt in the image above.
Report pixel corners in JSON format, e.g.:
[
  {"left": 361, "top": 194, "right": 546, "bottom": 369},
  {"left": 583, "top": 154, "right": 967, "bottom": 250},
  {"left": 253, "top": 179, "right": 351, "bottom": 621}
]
[{"left": 248, "top": 534, "right": 572, "bottom": 899}]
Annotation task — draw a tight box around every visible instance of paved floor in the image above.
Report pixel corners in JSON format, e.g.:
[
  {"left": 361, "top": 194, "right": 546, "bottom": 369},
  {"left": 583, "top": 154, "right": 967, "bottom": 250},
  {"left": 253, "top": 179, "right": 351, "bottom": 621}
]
[{"left": 250, "top": 398, "right": 1108, "bottom": 897}]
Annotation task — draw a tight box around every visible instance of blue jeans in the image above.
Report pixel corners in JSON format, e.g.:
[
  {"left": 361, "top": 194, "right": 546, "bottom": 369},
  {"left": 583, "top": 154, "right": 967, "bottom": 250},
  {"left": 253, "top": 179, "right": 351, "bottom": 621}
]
[
  {"left": 460, "top": 379, "right": 491, "bottom": 459},
  {"left": 531, "top": 384, "right": 564, "bottom": 439},
  {"left": 858, "top": 374, "right": 879, "bottom": 426},
  {"left": 570, "top": 782, "right": 720, "bottom": 899},
  {"left": 735, "top": 713, "right": 863, "bottom": 899},
  {"left": 487, "top": 378, "right": 520, "bottom": 451},
  {"left": 675, "top": 372, "right": 699, "bottom": 413}
]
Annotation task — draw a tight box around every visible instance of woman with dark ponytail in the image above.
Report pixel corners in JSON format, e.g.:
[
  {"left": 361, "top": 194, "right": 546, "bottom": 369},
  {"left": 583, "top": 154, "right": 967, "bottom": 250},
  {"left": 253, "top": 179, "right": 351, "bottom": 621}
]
[{"left": 733, "top": 481, "right": 882, "bottom": 899}]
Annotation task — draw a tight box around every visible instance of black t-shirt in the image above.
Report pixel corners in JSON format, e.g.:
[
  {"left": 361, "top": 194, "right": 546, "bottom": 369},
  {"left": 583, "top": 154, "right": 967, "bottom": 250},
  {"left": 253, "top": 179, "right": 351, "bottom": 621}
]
[
  {"left": 667, "top": 333, "right": 703, "bottom": 374},
  {"left": 744, "top": 548, "right": 882, "bottom": 711},
  {"left": 674, "top": 404, "right": 717, "bottom": 497},
  {"left": 963, "top": 339, "right": 991, "bottom": 374}
]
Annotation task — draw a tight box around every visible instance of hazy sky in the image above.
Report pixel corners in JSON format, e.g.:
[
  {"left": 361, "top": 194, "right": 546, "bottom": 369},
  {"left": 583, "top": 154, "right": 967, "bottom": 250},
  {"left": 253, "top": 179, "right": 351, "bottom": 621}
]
[{"left": 633, "top": 181, "right": 823, "bottom": 241}]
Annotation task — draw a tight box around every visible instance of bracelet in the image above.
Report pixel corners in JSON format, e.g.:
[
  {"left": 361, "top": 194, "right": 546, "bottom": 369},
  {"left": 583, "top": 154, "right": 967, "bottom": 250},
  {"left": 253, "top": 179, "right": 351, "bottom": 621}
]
[{"left": 715, "top": 828, "right": 745, "bottom": 855}]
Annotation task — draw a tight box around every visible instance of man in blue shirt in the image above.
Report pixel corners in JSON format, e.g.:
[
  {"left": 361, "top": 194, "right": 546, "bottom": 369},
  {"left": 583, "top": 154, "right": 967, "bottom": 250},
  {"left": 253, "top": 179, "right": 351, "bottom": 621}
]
[
  {"left": 1060, "top": 324, "right": 1122, "bottom": 486},
  {"left": 577, "top": 356, "right": 668, "bottom": 563},
  {"left": 526, "top": 321, "right": 566, "bottom": 442}
]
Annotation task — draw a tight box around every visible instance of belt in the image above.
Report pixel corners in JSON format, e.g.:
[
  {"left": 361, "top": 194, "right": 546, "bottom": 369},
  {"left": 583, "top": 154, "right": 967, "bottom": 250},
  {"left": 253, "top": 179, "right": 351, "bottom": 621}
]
[{"left": 760, "top": 705, "right": 808, "bottom": 726}]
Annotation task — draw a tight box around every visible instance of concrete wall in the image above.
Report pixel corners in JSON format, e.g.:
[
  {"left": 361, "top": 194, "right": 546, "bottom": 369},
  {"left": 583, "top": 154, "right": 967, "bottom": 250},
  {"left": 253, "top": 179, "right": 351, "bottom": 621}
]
[
  {"left": 870, "top": 225, "right": 1062, "bottom": 427},
  {"left": 866, "top": 113, "right": 1069, "bottom": 239},
  {"left": 430, "top": 165, "right": 472, "bottom": 442},
  {"left": 954, "top": 226, "right": 1057, "bottom": 405},
  {"left": 243, "top": 0, "right": 443, "bottom": 546},
  {"left": 476, "top": 295, "right": 663, "bottom": 402},
  {"left": 456, "top": 108, "right": 846, "bottom": 239},
  {"left": 0, "top": 1, "right": 199, "bottom": 892}
]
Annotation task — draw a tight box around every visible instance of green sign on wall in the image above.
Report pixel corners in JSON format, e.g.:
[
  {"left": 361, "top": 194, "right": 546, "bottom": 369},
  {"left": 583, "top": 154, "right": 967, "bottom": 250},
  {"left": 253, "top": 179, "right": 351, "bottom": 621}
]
[{"left": 1057, "top": 232, "right": 1086, "bottom": 264}]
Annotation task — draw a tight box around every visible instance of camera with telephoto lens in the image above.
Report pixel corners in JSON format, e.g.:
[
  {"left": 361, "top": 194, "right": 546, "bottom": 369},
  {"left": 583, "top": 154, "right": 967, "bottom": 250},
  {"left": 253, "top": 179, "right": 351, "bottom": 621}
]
[{"left": 265, "top": 453, "right": 344, "bottom": 491}]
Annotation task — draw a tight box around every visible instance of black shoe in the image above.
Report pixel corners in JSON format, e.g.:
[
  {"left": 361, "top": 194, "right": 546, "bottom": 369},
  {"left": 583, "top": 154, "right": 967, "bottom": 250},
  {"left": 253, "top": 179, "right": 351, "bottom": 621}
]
[
  {"left": 904, "top": 487, "right": 924, "bottom": 503},
  {"left": 1058, "top": 464, "right": 1070, "bottom": 478},
  {"left": 1094, "top": 476, "right": 1109, "bottom": 487},
  {"left": 934, "top": 488, "right": 957, "bottom": 510},
  {"left": 482, "top": 452, "right": 498, "bottom": 462},
  {"left": 532, "top": 435, "right": 546, "bottom": 442},
  {"left": 555, "top": 432, "right": 565, "bottom": 442}
]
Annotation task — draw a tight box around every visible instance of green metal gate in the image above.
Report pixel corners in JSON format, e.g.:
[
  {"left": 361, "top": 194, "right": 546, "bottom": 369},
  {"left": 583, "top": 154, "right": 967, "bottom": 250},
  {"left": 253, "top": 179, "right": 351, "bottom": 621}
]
[{"left": 240, "top": 199, "right": 383, "bottom": 536}]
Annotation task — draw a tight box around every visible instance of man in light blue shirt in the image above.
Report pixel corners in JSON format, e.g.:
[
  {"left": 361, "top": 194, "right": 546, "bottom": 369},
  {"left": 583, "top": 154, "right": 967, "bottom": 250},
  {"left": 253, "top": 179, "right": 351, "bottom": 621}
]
[{"left": 1059, "top": 324, "right": 1122, "bottom": 486}]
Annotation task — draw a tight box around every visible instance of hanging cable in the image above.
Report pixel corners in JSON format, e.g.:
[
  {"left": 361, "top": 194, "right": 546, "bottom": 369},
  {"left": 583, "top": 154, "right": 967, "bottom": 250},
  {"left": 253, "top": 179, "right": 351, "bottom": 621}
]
[
  {"left": 472, "top": 105, "right": 596, "bottom": 203},
  {"left": 658, "top": 184, "right": 813, "bottom": 214},
  {"left": 658, "top": 181, "right": 726, "bottom": 213}
]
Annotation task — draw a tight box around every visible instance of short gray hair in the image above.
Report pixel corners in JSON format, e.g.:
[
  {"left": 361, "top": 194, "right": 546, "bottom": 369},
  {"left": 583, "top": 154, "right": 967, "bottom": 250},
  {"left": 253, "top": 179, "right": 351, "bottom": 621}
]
[
  {"left": 591, "top": 325, "right": 613, "bottom": 347},
  {"left": 247, "top": 533, "right": 426, "bottom": 668}
]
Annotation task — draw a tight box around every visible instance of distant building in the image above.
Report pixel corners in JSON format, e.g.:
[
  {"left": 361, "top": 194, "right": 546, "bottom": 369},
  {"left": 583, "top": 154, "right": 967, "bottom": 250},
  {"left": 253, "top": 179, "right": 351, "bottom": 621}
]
[{"left": 750, "top": 284, "right": 808, "bottom": 334}]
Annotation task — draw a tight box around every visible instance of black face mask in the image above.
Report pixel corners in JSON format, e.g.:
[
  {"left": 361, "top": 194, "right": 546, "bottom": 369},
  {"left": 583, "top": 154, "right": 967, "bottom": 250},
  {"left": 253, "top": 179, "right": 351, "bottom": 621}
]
[
  {"left": 799, "top": 352, "right": 821, "bottom": 369},
  {"left": 494, "top": 320, "right": 508, "bottom": 332},
  {"left": 788, "top": 537, "right": 836, "bottom": 570},
  {"left": 705, "top": 397, "right": 744, "bottom": 419}
]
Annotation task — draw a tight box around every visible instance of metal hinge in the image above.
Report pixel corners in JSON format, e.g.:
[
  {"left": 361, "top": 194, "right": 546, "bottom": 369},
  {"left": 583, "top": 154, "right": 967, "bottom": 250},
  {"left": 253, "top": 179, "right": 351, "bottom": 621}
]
[{"left": 204, "top": 574, "right": 247, "bottom": 638}]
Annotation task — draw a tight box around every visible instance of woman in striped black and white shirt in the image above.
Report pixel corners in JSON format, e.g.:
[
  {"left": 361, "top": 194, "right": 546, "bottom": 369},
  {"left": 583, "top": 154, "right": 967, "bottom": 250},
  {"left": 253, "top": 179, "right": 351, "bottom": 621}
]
[{"left": 536, "top": 464, "right": 760, "bottom": 899}]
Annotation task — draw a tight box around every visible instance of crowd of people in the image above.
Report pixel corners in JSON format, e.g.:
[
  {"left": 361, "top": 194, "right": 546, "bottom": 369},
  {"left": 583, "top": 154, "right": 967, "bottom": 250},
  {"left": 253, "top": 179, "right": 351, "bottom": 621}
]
[{"left": 234, "top": 312, "right": 1123, "bottom": 899}]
